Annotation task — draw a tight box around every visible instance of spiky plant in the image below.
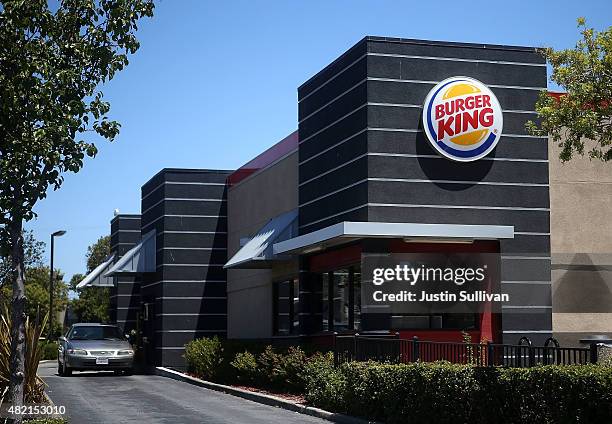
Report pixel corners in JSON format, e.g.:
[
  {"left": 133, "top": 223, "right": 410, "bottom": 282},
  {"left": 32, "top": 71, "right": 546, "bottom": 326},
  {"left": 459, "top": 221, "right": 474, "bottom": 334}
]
[{"left": 0, "top": 304, "right": 47, "bottom": 403}]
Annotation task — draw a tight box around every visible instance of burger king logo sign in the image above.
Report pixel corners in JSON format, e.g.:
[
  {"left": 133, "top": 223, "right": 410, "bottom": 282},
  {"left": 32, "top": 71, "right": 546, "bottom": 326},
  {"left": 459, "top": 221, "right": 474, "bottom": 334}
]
[{"left": 422, "top": 76, "right": 503, "bottom": 162}]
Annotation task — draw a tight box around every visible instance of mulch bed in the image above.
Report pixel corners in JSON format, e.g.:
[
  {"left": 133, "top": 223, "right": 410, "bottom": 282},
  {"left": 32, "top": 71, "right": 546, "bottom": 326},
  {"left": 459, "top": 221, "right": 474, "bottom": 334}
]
[{"left": 182, "top": 371, "right": 306, "bottom": 404}]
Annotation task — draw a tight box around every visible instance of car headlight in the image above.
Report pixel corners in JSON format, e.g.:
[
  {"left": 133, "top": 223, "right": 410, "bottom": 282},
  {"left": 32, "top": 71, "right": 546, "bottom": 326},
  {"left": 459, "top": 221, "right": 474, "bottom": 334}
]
[
  {"left": 117, "top": 350, "right": 134, "bottom": 356},
  {"left": 67, "top": 348, "right": 88, "bottom": 356}
]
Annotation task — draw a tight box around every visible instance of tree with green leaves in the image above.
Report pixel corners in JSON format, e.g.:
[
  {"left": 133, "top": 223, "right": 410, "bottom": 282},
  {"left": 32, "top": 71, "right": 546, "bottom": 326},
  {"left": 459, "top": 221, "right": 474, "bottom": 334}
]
[
  {"left": 86, "top": 235, "right": 111, "bottom": 274},
  {"left": 0, "top": 230, "right": 44, "bottom": 289},
  {"left": 1, "top": 266, "right": 69, "bottom": 335},
  {"left": 70, "top": 235, "right": 111, "bottom": 323},
  {"left": 0, "top": 0, "right": 154, "bottom": 414},
  {"left": 527, "top": 18, "right": 612, "bottom": 161}
]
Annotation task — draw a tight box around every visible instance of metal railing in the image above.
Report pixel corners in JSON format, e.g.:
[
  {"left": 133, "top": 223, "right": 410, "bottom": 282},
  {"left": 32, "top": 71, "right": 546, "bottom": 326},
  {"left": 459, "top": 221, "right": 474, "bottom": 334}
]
[{"left": 333, "top": 334, "right": 597, "bottom": 367}]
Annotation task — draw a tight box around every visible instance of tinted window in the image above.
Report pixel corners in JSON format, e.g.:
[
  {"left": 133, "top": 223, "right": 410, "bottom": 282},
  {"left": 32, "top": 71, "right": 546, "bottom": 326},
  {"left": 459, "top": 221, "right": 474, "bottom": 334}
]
[{"left": 68, "top": 326, "right": 124, "bottom": 340}]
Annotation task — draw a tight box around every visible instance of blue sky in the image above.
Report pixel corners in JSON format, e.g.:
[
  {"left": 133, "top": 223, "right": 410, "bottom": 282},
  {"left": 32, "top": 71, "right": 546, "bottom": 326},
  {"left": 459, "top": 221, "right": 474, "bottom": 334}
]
[{"left": 26, "top": 0, "right": 611, "bottom": 287}]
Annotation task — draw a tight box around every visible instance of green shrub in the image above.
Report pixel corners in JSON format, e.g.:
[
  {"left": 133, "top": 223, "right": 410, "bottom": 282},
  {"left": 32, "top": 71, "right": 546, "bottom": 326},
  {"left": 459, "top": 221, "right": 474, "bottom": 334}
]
[
  {"left": 230, "top": 351, "right": 259, "bottom": 385},
  {"left": 40, "top": 341, "right": 58, "bottom": 360},
  {"left": 278, "top": 346, "right": 308, "bottom": 393},
  {"left": 184, "top": 336, "right": 224, "bottom": 380},
  {"left": 303, "top": 352, "right": 345, "bottom": 411},
  {"left": 303, "top": 361, "right": 612, "bottom": 424},
  {"left": 186, "top": 337, "right": 313, "bottom": 393}
]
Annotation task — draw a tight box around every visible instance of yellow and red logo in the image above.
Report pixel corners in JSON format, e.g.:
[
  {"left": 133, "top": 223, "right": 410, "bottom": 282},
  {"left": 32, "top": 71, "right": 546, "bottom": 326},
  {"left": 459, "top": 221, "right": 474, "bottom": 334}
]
[{"left": 422, "top": 76, "right": 503, "bottom": 162}]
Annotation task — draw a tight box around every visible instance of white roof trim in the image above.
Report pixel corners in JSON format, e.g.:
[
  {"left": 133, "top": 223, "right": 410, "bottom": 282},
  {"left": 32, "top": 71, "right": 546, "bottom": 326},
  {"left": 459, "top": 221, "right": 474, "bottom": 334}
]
[
  {"left": 273, "top": 222, "right": 514, "bottom": 255},
  {"left": 76, "top": 254, "right": 116, "bottom": 289},
  {"left": 104, "top": 230, "right": 156, "bottom": 276}
]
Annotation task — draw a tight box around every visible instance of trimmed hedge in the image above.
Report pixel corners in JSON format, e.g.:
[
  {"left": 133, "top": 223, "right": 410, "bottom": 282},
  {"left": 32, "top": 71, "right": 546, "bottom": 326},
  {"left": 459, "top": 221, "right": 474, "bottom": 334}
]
[
  {"left": 185, "top": 338, "right": 612, "bottom": 423},
  {"left": 305, "top": 361, "right": 612, "bottom": 424}
]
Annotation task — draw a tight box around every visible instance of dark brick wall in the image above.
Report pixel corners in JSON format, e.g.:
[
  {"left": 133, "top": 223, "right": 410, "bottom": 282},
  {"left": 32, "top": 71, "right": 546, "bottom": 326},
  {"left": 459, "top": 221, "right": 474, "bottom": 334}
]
[
  {"left": 109, "top": 214, "right": 141, "bottom": 334},
  {"left": 140, "top": 169, "right": 231, "bottom": 368}
]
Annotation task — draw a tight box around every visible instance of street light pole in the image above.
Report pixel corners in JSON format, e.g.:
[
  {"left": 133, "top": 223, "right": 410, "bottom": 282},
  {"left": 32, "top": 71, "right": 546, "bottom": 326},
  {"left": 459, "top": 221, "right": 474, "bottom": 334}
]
[{"left": 48, "top": 230, "right": 66, "bottom": 340}]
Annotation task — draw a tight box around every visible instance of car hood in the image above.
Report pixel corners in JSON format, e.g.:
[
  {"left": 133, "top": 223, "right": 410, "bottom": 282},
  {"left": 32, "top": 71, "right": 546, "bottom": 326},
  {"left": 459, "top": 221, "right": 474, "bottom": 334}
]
[{"left": 68, "top": 340, "right": 131, "bottom": 350}]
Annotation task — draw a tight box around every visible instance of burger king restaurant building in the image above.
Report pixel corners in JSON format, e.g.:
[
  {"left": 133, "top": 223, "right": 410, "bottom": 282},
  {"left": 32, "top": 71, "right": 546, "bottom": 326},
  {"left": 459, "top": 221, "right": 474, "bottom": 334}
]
[{"left": 80, "top": 36, "right": 612, "bottom": 368}]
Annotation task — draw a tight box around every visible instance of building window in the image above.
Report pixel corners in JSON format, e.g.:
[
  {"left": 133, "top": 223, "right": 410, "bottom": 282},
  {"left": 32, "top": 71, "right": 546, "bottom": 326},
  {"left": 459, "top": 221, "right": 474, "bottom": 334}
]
[
  {"left": 334, "top": 269, "right": 350, "bottom": 329},
  {"left": 321, "top": 265, "right": 361, "bottom": 332},
  {"left": 273, "top": 279, "right": 299, "bottom": 335}
]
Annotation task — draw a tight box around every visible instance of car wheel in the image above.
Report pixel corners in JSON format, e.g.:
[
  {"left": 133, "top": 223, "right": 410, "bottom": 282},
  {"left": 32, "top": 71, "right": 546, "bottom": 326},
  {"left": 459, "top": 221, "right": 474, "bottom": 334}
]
[{"left": 60, "top": 356, "right": 72, "bottom": 377}]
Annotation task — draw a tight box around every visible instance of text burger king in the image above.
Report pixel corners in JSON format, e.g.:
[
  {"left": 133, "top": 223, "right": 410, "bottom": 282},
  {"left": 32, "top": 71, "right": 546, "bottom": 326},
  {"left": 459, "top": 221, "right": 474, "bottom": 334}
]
[{"left": 422, "top": 76, "right": 503, "bottom": 162}]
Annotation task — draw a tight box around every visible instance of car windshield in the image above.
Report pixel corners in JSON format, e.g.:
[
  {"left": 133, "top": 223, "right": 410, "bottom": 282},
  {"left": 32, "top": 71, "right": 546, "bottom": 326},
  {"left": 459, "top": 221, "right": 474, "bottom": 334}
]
[{"left": 68, "top": 326, "right": 125, "bottom": 341}]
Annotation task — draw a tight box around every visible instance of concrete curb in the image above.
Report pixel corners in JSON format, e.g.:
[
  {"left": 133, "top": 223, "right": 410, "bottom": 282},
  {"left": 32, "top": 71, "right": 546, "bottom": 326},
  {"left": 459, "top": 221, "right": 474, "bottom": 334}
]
[{"left": 155, "top": 367, "right": 376, "bottom": 424}]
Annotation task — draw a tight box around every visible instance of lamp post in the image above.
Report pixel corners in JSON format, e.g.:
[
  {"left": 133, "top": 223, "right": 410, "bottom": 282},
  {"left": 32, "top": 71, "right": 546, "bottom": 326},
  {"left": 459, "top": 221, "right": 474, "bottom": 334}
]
[{"left": 49, "top": 230, "right": 66, "bottom": 340}]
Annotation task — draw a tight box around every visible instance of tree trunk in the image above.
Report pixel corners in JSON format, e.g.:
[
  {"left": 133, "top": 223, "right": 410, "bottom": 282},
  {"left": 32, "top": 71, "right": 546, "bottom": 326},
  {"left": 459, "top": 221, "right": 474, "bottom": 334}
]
[{"left": 8, "top": 215, "right": 25, "bottom": 423}]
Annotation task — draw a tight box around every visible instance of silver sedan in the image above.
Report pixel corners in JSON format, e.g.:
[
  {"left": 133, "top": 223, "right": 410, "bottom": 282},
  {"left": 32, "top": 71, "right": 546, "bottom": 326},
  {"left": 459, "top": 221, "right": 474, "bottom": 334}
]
[{"left": 58, "top": 323, "right": 134, "bottom": 376}]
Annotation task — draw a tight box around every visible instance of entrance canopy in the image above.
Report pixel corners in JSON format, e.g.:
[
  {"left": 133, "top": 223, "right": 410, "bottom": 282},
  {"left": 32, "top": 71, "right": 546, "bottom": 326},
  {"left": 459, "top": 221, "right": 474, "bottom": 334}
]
[
  {"left": 224, "top": 209, "right": 298, "bottom": 269},
  {"left": 104, "top": 230, "right": 156, "bottom": 277},
  {"left": 76, "top": 254, "right": 116, "bottom": 289},
  {"left": 273, "top": 222, "right": 514, "bottom": 255}
]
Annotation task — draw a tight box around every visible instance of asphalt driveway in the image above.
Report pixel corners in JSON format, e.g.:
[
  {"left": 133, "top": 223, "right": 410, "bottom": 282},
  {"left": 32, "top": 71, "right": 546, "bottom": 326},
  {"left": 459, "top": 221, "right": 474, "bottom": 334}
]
[{"left": 38, "top": 361, "right": 328, "bottom": 424}]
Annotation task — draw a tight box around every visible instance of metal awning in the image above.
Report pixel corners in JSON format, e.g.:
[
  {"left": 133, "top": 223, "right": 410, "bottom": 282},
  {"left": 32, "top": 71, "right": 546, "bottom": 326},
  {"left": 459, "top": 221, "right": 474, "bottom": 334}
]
[
  {"left": 104, "top": 230, "right": 156, "bottom": 276},
  {"left": 224, "top": 209, "right": 298, "bottom": 269},
  {"left": 76, "top": 254, "right": 116, "bottom": 289},
  {"left": 273, "top": 221, "right": 514, "bottom": 255}
]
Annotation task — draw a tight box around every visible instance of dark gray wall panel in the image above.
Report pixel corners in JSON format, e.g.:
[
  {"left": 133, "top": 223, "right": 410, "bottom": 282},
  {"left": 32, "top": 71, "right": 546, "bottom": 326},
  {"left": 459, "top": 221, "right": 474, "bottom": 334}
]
[
  {"left": 163, "top": 183, "right": 227, "bottom": 200},
  {"left": 161, "top": 249, "right": 227, "bottom": 265},
  {"left": 300, "top": 83, "right": 367, "bottom": 137},
  {"left": 158, "top": 315, "right": 227, "bottom": 331},
  {"left": 501, "top": 311, "right": 552, "bottom": 331},
  {"left": 299, "top": 132, "right": 368, "bottom": 183},
  {"left": 162, "top": 282, "right": 227, "bottom": 297},
  {"left": 111, "top": 216, "right": 141, "bottom": 232},
  {"left": 299, "top": 107, "right": 368, "bottom": 160},
  {"left": 160, "top": 331, "right": 226, "bottom": 347},
  {"left": 501, "top": 258, "right": 551, "bottom": 281},
  {"left": 162, "top": 233, "right": 226, "bottom": 249},
  {"left": 299, "top": 64, "right": 366, "bottom": 120},
  {"left": 141, "top": 203, "right": 165, "bottom": 227},
  {"left": 300, "top": 184, "right": 368, "bottom": 226},
  {"left": 159, "top": 298, "right": 226, "bottom": 314},
  {"left": 138, "top": 169, "right": 231, "bottom": 368},
  {"left": 164, "top": 170, "right": 231, "bottom": 185},
  {"left": 162, "top": 265, "right": 226, "bottom": 281},
  {"left": 368, "top": 130, "right": 548, "bottom": 160},
  {"left": 162, "top": 216, "right": 227, "bottom": 232},
  {"left": 501, "top": 283, "right": 552, "bottom": 306},
  {"left": 367, "top": 205, "right": 549, "bottom": 233},
  {"left": 368, "top": 155, "right": 549, "bottom": 185},
  {"left": 367, "top": 39, "right": 546, "bottom": 64},
  {"left": 141, "top": 186, "right": 165, "bottom": 212},
  {"left": 300, "top": 157, "right": 367, "bottom": 203},
  {"left": 163, "top": 199, "right": 227, "bottom": 216},
  {"left": 367, "top": 55, "right": 546, "bottom": 88},
  {"left": 368, "top": 180, "right": 549, "bottom": 209},
  {"left": 501, "top": 236, "right": 551, "bottom": 254}
]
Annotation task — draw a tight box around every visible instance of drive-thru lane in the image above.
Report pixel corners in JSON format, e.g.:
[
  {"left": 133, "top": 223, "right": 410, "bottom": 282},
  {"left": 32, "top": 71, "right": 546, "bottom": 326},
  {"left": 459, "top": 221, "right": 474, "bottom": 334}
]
[{"left": 39, "top": 362, "right": 328, "bottom": 424}]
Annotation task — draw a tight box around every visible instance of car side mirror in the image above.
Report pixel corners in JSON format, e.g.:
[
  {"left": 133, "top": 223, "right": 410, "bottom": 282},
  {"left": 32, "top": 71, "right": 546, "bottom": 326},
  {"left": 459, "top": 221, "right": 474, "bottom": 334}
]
[{"left": 58, "top": 336, "right": 66, "bottom": 343}]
